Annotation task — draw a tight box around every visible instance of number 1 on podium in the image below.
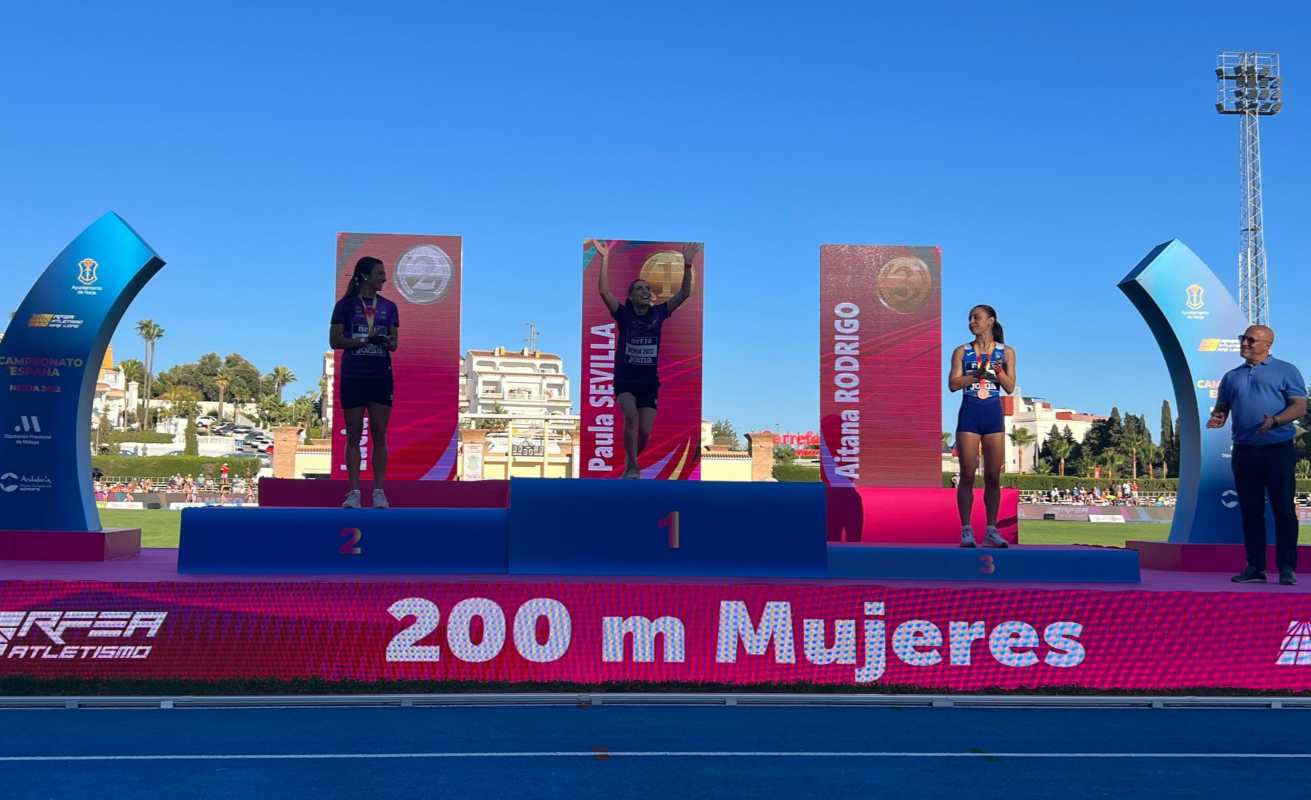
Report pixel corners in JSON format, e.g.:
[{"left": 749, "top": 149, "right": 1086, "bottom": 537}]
[{"left": 659, "top": 511, "right": 680, "bottom": 550}]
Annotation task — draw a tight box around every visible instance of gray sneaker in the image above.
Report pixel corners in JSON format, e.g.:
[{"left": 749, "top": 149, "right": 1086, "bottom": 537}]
[
  {"left": 341, "top": 489, "right": 362, "bottom": 509},
  {"left": 372, "top": 489, "right": 390, "bottom": 509},
  {"left": 983, "top": 527, "right": 1009, "bottom": 548},
  {"left": 960, "top": 526, "right": 977, "bottom": 548}
]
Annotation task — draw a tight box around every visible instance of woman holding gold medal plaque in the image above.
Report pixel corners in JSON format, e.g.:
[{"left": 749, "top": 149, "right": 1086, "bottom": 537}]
[{"left": 949, "top": 304, "right": 1016, "bottom": 548}]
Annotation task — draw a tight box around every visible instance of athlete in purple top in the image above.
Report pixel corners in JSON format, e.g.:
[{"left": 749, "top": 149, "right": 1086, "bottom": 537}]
[
  {"left": 329, "top": 256, "right": 400, "bottom": 509},
  {"left": 592, "top": 239, "right": 697, "bottom": 479}
]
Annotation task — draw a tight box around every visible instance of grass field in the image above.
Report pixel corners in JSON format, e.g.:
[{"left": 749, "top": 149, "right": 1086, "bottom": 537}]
[
  {"left": 102, "top": 509, "right": 1192, "bottom": 550},
  {"left": 99, "top": 509, "right": 182, "bottom": 548}
]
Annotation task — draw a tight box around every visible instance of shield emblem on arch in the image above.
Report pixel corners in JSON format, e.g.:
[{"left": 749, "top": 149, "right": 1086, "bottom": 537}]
[{"left": 76, "top": 258, "right": 99, "bottom": 286}]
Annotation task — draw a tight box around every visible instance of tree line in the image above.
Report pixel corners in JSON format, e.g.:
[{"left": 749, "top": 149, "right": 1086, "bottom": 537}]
[
  {"left": 116, "top": 319, "right": 321, "bottom": 436},
  {"left": 1032, "top": 398, "right": 1311, "bottom": 480}
]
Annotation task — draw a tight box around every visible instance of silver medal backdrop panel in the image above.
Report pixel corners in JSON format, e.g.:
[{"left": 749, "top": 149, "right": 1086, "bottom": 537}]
[
  {"left": 1119, "top": 239, "right": 1250, "bottom": 545},
  {"left": 0, "top": 213, "right": 164, "bottom": 532}
]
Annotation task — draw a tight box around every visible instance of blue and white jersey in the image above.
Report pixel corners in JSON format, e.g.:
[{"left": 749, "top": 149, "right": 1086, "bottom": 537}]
[{"left": 962, "top": 342, "right": 1006, "bottom": 403}]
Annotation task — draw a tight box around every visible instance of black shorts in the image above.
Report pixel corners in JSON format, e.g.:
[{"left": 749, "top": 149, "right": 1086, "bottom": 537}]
[
  {"left": 615, "top": 381, "right": 659, "bottom": 410},
  {"left": 340, "top": 375, "right": 394, "bottom": 410}
]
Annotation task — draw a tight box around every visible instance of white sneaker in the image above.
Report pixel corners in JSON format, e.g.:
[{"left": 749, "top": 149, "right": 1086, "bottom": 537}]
[
  {"left": 622, "top": 466, "right": 640, "bottom": 479},
  {"left": 960, "top": 526, "right": 976, "bottom": 548},
  {"left": 341, "top": 489, "right": 361, "bottom": 509},
  {"left": 984, "top": 527, "right": 1009, "bottom": 548},
  {"left": 372, "top": 489, "right": 389, "bottom": 509}
]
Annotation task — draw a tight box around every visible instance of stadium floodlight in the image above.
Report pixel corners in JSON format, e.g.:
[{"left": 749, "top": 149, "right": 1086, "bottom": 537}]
[{"left": 1216, "top": 52, "right": 1282, "bottom": 326}]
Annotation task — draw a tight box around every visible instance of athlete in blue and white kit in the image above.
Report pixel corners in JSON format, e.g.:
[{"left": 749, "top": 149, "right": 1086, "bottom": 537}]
[{"left": 949, "top": 304, "right": 1016, "bottom": 548}]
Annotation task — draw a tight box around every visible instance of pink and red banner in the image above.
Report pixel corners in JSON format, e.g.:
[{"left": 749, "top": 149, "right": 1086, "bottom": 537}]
[
  {"left": 820, "top": 245, "right": 942, "bottom": 489},
  {"left": 332, "top": 233, "right": 461, "bottom": 480},
  {"left": 579, "top": 240, "right": 703, "bottom": 479},
  {"left": 2, "top": 578, "right": 1310, "bottom": 690}
]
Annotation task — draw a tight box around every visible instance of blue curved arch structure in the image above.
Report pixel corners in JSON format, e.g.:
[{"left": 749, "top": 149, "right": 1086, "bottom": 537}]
[
  {"left": 0, "top": 213, "right": 164, "bottom": 532},
  {"left": 1119, "top": 240, "right": 1249, "bottom": 544}
]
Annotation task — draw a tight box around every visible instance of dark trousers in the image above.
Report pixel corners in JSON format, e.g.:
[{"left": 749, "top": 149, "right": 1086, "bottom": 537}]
[{"left": 1231, "top": 440, "right": 1300, "bottom": 572}]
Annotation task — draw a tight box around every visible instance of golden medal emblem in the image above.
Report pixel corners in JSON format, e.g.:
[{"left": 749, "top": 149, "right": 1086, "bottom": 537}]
[
  {"left": 638, "top": 251, "right": 686, "bottom": 302},
  {"left": 876, "top": 255, "right": 933, "bottom": 314}
]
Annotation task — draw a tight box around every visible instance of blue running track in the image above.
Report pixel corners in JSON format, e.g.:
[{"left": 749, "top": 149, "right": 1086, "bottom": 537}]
[{"left": 1, "top": 704, "right": 1308, "bottom": 799}]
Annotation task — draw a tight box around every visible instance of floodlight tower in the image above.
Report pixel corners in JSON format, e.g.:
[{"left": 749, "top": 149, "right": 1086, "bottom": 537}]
[{"left": 1216, "top": 51, "right": 1282, "bottom": 326}]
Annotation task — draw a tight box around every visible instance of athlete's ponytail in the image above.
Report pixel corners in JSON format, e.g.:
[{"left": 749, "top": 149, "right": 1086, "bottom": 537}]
[
  {"left": 342, "top": 256, "right": 384, "bottom": 301},
  {"left": 972, "top": 304, "right": 1004, "bottom": 344}
]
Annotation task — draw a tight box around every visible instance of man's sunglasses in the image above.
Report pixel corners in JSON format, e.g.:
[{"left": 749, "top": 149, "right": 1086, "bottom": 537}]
[{"left": 1237, "top": 335, "right": 1267, "bottom": 345}]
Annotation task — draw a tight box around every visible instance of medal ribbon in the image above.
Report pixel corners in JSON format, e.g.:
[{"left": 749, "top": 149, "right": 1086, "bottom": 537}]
[{"left": 361, "top": 296, "right": 377, "bottom": 338}]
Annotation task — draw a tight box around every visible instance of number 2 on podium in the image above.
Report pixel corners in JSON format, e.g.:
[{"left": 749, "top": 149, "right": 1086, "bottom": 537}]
[
  {"left": 339, "top": 527, "right": 363, "bottom": 555},
  {"left": 659, "top": 511, "right": 680, "bottom": 550}
]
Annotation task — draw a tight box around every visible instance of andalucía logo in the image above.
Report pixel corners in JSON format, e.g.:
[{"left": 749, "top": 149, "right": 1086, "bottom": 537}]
[
  {"left": 0, "top": 610, "right": 166, "bottom": 660},
  {"left": 72, "top": 258, "right": 103, "bottom": 296},
  {"left": 1276, "top": 621, "right": 1311, "bottom": 666}
]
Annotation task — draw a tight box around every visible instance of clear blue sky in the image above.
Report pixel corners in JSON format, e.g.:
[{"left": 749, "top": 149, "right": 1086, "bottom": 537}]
[{"left": 3, "top": 2, "right": 1308, "bottom": 439}]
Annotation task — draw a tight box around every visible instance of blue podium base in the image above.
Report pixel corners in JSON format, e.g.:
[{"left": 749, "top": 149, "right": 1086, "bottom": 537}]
[
  {"left": 178, "top": 507, "right": 509, "bottom": 574},
  {"left": 827, "top": 544, "right": 1141, "bottom": 583}
]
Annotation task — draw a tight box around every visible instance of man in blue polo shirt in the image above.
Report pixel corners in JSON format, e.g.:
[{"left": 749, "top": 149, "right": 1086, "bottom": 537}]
[{"left": 1208, "top": 324, "right": 1308, "bottom": 585}]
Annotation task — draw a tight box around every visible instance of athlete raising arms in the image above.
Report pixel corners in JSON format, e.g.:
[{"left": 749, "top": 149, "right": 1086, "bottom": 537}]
[
  {"left": 592, "top": 240, "right": 697, "bottom": 479},
  {"left": 949, "top": 304, "right": 1016, "bottom": 548}
]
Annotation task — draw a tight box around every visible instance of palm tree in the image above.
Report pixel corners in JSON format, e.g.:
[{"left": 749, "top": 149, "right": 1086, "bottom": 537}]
[
  {"left": 1008, "top": 426, "right": 1037, "bottom": 473},
  {"left": 1048, "top": 435, "right": 1073, "bottom": 477},
  {"left": 1120, "top": 430, "right": 1149, "bottom": 480},
  {"left": 135, "top": 320, "right": 164, "bottom": 429},
  {"left": 269, "top": 365, "right": 297, "bottom": 403},
  {"left": 160, "top": 385, "right": 201, "bottom": 420},
  {"left": 1098, "top": 449, "right": 1126, "bottom": 480},
  {"left": 215, "top": 372, "right": 231, "bottom": 423},
  {"left": 1140, "top": 441, "right": 1162, "bottom": 479}
]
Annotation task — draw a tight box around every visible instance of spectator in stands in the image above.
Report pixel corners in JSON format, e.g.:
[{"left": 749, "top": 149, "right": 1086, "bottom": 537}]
[{"left": 1208, "top": 324, "right": 1307, "bottom": 586}]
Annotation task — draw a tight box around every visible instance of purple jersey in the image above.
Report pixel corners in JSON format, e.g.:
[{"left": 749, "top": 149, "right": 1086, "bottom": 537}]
[
  {"left": 612, "top": 301, "right": 672, "bottom": 385},
  {"left": 331, "top": 295, "right": 400, "bottom": 379}
]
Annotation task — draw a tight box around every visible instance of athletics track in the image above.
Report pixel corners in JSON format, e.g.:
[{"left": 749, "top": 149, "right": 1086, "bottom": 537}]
[{"left": 1, "top": 699, "right": 1308, "bottom": 799}]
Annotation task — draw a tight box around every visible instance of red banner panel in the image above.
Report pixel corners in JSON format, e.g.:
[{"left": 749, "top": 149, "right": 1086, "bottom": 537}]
[
  {"left": 331, "top": 233, "right": 461, "bottom": 480},
  {"left": 1, "top": 578, "right": 1309, "bottom": 691},
  {"left": 820, "top": 245, "right": 941, "bottom": 488},
  {"left": 579, "top": 240, "right": 703, "bottom": 479}
]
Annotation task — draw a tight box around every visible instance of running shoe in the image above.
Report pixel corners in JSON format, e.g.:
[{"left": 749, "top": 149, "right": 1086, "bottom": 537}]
[
  {"left": 622, "top": 466, "right": 640, "bottom": 479},
  {"left": 1231, "top": 566, "right": 1267, "bottom": 583},
  {"left": 1280, "top": 569, "right": 1297, "bottom": 586},
  {"left": 341, "top": 489, "right": 362, "bottom": 509},
  {"left": 372, "top": 489, "right": 390, "bottom": 509},
  {"left": 983, "top": 527, "right": 1009, "bottom": 548},
  {"left": 960, "top": 526, "right": 976, "bottom": 548}
]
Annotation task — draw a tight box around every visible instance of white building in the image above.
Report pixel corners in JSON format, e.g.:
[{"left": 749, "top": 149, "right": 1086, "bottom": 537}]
[
  {"left": 321, "top": 350, "right": 335, "bottom": 431},
  {"left": 1001, "top": 388, "right": 1105, "bottom": 473},
  {"left": 462, "top": 347, "right": 571, "bottom": 418},
  {"left": 92, "top": 345, "right": 139, "bottom": 430}
]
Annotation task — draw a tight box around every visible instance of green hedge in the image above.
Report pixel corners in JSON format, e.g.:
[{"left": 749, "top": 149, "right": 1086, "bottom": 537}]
[
  {"left": 92, "top": 455, "right": 261, "bottom": 479},
  {"left": 939, "top": 472, "right": 1311, "bottom": 493},
  {"left": 773, "top": 463, "right": 820, "bottom": 482},
  {"left": 97, "top": 430, "right": 174, "bottom": 445}
]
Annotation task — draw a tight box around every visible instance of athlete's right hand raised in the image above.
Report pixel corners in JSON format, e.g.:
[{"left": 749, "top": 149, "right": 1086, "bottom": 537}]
[{"left": 590, "top": 239, "right": 609, "bottom": 259}]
